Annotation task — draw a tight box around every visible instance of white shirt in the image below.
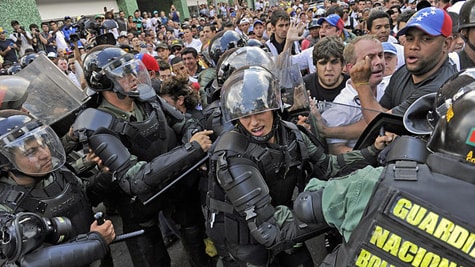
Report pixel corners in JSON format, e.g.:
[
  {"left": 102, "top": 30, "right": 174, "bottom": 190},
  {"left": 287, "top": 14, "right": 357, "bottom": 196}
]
[
  {"left": 322, "top": 76, "right": 390, "bottom": 148},
  {"left": 185, "top": 38, "right": 202, "bottom": 52}
]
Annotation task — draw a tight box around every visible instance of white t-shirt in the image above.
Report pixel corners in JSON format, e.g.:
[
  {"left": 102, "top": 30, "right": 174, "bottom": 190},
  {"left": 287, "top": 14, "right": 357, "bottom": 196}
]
[{"left": 322, "top": 76, "right": 390, "bottom": 148}]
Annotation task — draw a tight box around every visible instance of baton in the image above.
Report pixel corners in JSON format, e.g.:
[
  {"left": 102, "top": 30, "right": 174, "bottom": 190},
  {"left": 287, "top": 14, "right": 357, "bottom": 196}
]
[
  {"left": 143, "top": 155, "right": 210, "bottom": 205},
  {"left": 111, "top": 230, "right": 145, "bottom": 244},
  {"left": 94, "top": 212, "right": 145, "bottom": 243}
]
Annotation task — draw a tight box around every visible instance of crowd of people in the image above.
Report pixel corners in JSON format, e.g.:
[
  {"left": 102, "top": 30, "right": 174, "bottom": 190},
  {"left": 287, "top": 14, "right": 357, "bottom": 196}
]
[{"left": 0, "top": 0, "right": 475, "bottom": 266}]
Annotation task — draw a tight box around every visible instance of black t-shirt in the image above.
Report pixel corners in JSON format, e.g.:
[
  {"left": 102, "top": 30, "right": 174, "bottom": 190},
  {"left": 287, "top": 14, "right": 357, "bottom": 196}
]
[
  {"left": 380, "top": 58, "right": 457, "bottom": 115},
  {"left": 303, "top": 72, "right": 350, "bottom": 102},
  {"left": 0, "top": 39, "right": 18, "bottom": 64}
]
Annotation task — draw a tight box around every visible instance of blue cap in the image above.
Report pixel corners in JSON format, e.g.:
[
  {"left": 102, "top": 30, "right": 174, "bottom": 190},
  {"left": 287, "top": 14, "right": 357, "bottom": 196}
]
[
  {"left": 382, "top": 42, "right": 397, "bottom": 55},
  {"left": 317, "top": 14, "right": 344, "bottom": 30},
  {"left": 397, "top": 7, "right": 452, "bottom": 37},
  {"left": 253, "top": 20, "right": 264, "bottom": 27}
]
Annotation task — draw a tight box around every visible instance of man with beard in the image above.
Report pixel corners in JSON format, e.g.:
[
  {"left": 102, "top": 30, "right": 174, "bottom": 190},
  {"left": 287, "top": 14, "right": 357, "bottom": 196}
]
[
  {"left": 266, "top": 10, "right": 301, "bottom": 56},
  {"left": 322, "top": 35, "right": 388, "bottom": 154},
  {"left": 303, "top": 36, "right": 348, "bottom": 104}
]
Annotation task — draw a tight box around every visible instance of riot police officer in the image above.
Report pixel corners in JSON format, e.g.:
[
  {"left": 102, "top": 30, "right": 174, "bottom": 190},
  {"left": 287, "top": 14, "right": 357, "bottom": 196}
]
[
  {"left": 292, "top": 69, "right": 475, "bottom": 266},
  {"left": 65, "top": 45, "right": 212, "bottom": 267},
  {"left": 0, "top": 109, "right": 115, "bottom": 266},
  {"left": 205, "top": 66, "right": 390, "bottom": 266}
]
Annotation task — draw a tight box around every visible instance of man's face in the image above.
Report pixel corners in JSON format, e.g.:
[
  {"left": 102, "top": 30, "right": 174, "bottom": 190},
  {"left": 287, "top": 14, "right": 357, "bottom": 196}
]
[
  {"left": 157, "top": 48, "right": 170, "bottom": 60},
  {"left": 254, "top": 24, "right": 265, "bottom": 38},
  {"left": 404, "top": 28, "right": 450, "bottom": 77},
  {"left": 266, "top": 23, "right": 273, "bottom": 35},
  {"left": 239, "top": 22, "right": 250, "bottom": 33},
  {"left": 172, "top": 61, "right": 188, "bottom": 79},
  {"left": 238, "top": 110, "right": 274, "bottom": 138},
  {"left": 358, "top": 1, "right": 365, "bottom": 11},
  {"left": 50, "top": 22, "right": 58, "bottom": 31},
  {"left": 57, "top": 59, "right": 68, "bottom": 71},
  {"left": 0, "top": 32, "right": 6, "bottom": 41},
  {"left": 316, "top": 56, "right": 344, "bottom": 89},
  {"left": 272, "top": 18, "right": 290, "bottom": 42},
  {"left": 383, "top": 52, "right": 398, "bottom": 76},
  {"left": 117, "top": 72, "right": 138, "bottom": 92},
  {"left": 203, "top": 26, "right": 215, "bottom": 41},
  {"left": 350, "top": 39, "right": 385, "bottom": 86},
  {"left": 118, "top": 36, "right": 129, "bottom": 45},
  {"left": 309, "top": 27, "right": 320, "bottom": 38},
  {"left": 42, "top": 24, "right": 49, "bottom": 32},
  {"left": 369, "top": 17, "right": 391, "bottom": 42},
  {"left": 13, "top": 138, "right": 53, "bottom": 176},
  {"left": 119, "top": 11, "right": 125, "bottom": 18},
  {"left": 319, "top": 22, "right": 339, "bottom": 38},
  {"left": 183, "top": 29, "right": 193, "bottom": 42},
  {"left": 159, "top": 69, "right": 172, "bottom": 81},
  {"left": 181, "top": 52, "right": 197, "bottom": 72}
]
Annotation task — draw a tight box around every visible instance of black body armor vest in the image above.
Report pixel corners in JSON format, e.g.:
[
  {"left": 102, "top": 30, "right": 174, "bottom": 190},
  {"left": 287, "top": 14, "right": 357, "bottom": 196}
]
[
  {"left": 0, "top": 169, "right": 93, "bottom": 236},
  {"left": 206, "top": 121, "right": 311, "bottom": 257}
]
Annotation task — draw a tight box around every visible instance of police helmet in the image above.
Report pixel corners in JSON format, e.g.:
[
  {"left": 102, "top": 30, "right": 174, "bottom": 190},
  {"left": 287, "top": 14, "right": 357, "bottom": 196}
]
[
  {"left": 20, "top": 53, "right": 38, "bottom": 68},
  {"left": 0, "top": 110, "right": 66, "bottom": 176},
  {"left": 83, "top": 45, "right": 127, "bottom": 91},
  {"left": 7, "top": 63, "right": 21, "bottom": 75},
  {"left": 427, "top": 88, "right": 475, "bottom": 164},
  {"left": 0, "top": 76, "right": 29, "bottom": 110},
  {"left": 459, "top": 0, "right": 475, "bottom": 30},
  {"left": 216, "top": 46, "right": 275, "bottom": 89},
  {"left": 207, "top": 30, "right": 248, "bottom": 67},
  {"left": 221, "top": 65, "right": 281, "bottom": 122},
  {"left": 404, "top": 69, "right": 475, "bottom": 135}
]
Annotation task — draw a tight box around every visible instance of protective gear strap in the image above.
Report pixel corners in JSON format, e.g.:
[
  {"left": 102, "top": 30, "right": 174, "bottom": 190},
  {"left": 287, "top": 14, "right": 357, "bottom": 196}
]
[
  {"left": 19, "top": 232, "right": 109, "bottom": 267},
  {"left": 293, "top": 190, "right": 325, "bottom": 225}
]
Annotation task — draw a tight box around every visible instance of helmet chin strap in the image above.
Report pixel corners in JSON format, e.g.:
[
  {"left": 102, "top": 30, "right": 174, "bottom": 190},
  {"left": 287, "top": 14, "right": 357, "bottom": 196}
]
[{"left": 462, "top": 28, "right": 475, "bottom": 52}]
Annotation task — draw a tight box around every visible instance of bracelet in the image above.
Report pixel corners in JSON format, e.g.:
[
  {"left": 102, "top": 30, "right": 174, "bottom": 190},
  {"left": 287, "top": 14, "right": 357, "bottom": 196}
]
[{"left": 354, "top": 81, "right": 369, "bottom": 86}]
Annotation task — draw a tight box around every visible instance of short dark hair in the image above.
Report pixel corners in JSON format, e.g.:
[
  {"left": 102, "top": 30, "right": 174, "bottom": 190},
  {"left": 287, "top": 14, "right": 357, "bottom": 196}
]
[
  {"left": 170, "top": 56, "right": 183, "bottom": 65},
  {"left": 270, "top": 10, "right": 290, "bottom": 26},
  {"left": 10, "top": 20, "right": 19, "bottom": 27},
  {"left": 313, "top": 36, "right": 345, "bottom": 66},
  {"left": 159, "top": 76, "right": 201, "bottom": 110},
  {"left": 367, "top": 9, "right": 390, "bottom": 31},
  {"left": 181, "top": 47, "right": 198, "bottom": 58}
]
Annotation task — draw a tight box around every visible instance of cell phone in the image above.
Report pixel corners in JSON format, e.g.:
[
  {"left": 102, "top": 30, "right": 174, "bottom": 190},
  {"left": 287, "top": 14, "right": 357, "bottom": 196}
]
[{"left": 9, "top": 43, "right": 14, "bottom": 47}]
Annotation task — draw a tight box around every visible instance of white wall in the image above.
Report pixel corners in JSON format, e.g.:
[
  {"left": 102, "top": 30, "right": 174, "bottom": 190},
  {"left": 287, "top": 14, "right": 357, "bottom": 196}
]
[{"left": 36, "top": 0, "right": 119, "bottom": 21}]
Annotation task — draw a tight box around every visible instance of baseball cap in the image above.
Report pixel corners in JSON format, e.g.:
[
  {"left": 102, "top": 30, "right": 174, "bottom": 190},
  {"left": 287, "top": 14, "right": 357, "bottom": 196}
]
[
  {"left": 64, "top": 16, "right": 72, "bottom": 21},
  {"left": 136, "top": 53, "right": 159, "bottom": 71},
  {"left": 156, "top": 42, "right": 169, "bottom": 50},
  {"left": 382, "top": 42, "right": 397, "bottom": 55},
  {"left": 253, "top": 19, "right": 264, "bottom": 27},
  {"left": 153, "top": 10, "right": 159, "bottom": 14},
  {"left": 239, "top": 18, "right": 251, "bottom": 25},
  {"left": 171, "top": 39, "right": 184, "bottom": 48},
  {"left": 119, "top": 31, "right": 128, "bottom": 38},
  {"left": 47, "top": 52, "right": 57, "bottom": 58},
  {"left": 317, "top": 14, "right": 345, "bottom": 30},
  {"left": 397, "top": 7, "right": 452, "bottom": 37},
  {"left": 0, "top": 27, "right": 6, "bottom": 34}
]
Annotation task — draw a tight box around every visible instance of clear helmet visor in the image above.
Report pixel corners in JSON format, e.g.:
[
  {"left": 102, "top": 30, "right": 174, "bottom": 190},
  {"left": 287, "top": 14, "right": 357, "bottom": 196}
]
[
  {"left": 0, "top": 125, "right": 66, "bottom": 176},
  {"left": 103, "top": 56, "right": 154, "bottom": 99}
]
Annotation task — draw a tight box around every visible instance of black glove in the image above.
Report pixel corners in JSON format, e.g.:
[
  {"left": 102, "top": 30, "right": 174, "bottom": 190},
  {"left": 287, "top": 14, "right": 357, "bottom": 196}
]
[{"left": 88, "top": 127, "right": 131, "bottom": 173}]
